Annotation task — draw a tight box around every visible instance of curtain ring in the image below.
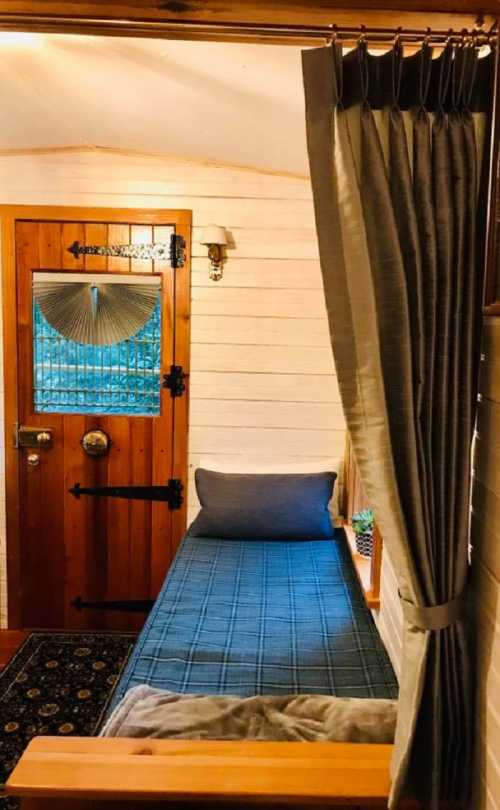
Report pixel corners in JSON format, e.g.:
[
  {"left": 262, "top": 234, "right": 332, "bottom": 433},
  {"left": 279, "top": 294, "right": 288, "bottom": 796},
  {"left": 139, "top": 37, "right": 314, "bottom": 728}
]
[
  {"left": 358, "top": 24, "right": 367, "bottom": 46},
  {"left": 487, "top": 21, "right": 498, "bottom": 45},
  {"left": 470, "top": 27, "right": 482, "bottom": 50},
  {"left": 328, "top": 24, "right": 338, "bottom": 45},
  {"left": 393, "top": 26, "right": 402, "bottom": 51}
]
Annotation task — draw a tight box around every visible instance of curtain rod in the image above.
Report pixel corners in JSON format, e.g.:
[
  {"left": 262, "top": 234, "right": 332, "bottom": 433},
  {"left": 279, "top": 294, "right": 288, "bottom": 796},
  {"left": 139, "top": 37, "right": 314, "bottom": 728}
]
[
  {"left": 0, "top": 14, "right": 496, "bottom": 46},
  {"left": 155, "top": 19, "right": 498, "bottom": 42}
]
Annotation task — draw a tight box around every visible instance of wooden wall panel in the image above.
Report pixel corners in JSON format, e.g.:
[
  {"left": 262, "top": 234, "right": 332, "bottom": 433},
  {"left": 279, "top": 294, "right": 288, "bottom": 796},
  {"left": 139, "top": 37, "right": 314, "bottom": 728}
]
[
  {"left": 375, "top": 550, "right": 404, "bottom": 679},
  {"left": 191, "top": 315, "right": 331, "bottom": 347},
  {"left": 191, "top": 228, "right": 319, "bottom": 261},
  {"left": 189, "top": 400, "right": 345, "bottom": 430},
  {"left": 190, "top": 371, "right": 341, "bottom": 402},
  {"left": 471, "top": 484, "right": 500, "bottom": 582},
  {"left": 480, "top": 318, "right": 500, "bottom": 403},
  {"left": 191, "top": 344, "right": 335, "bottom": 375},
  {"left": 0, "top": 153, "right": 312, "bottom": 199},
  {"left": 191, "top": 287, "right": 324, "bottom": 317},
  {"left": 189, "top": 426, "right": 345, "bottom": 457},
  {"left": 192, "top": 257, "right": 322, "bottom": 286},
  {"left": 471, "top": 316, "right": 500, "bottom": 810}
]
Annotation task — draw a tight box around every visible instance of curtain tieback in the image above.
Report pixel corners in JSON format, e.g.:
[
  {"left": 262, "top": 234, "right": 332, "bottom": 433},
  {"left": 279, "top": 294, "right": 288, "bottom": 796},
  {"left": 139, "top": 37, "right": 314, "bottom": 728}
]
[{"left": 399, "top": 590, "right": 467, "bottom": 631}]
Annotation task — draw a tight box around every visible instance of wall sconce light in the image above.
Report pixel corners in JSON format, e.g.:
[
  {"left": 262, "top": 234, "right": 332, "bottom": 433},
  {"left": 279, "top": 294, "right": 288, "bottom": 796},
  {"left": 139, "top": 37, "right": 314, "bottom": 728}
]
[{"left": 200, "top": 224, "right": 228, "bottom": 281}]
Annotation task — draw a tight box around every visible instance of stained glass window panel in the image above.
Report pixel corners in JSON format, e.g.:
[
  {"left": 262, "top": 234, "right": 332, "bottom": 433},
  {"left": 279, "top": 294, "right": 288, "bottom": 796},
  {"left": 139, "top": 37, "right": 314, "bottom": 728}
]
[{"left": 33, "top": 273, "right": 162, "bottom": 416}]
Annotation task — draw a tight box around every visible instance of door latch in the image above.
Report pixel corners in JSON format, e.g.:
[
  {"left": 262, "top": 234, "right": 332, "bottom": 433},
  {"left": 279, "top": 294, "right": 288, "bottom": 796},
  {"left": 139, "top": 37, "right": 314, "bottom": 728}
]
[{"left": 14, "top": 424, "right": 53, "bottom": 449}]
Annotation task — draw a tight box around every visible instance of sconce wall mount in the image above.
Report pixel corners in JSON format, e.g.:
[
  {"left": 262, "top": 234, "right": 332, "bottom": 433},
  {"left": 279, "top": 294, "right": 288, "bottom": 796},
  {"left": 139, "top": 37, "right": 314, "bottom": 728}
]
[{"left": 200, "top": 224, "right": 227, "bottom": 281}]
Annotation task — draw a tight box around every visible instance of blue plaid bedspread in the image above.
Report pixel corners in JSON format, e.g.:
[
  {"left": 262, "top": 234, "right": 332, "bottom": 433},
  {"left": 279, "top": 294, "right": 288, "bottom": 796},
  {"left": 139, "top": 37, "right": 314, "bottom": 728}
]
[{"left": 109, "top": 530, "right": 398, "bottom": 711}]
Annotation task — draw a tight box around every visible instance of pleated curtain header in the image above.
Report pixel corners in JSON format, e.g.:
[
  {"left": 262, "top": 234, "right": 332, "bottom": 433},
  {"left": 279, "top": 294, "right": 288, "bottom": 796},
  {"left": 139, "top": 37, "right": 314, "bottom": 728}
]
[{"left": 334, "top": 40, "right": 494, "bottom": 112}]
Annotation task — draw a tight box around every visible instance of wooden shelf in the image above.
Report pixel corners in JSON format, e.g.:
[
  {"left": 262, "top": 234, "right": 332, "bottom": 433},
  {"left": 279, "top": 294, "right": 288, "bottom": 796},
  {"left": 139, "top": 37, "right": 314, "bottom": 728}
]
[{"left": 344, "top": 525, "right": 380, "bottom": 611}]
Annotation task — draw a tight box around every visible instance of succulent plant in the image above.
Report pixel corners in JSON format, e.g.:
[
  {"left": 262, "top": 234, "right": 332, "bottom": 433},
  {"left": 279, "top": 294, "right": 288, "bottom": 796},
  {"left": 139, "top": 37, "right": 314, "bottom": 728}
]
[{"left": 352, "top": 508, "right": 374, "bottom": 536}]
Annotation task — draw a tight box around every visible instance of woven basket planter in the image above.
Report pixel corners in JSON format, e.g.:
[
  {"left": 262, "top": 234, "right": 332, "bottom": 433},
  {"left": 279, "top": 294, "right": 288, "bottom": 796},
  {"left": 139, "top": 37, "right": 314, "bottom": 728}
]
[{"left": 354, "top": 530, "right": 373, "bottom": 558}]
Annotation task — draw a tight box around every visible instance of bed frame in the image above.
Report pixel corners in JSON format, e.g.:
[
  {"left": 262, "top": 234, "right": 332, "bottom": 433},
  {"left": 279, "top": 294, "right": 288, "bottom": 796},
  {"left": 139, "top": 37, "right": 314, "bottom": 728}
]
[
  {"left": 6, "top": 439, "right": 404, "bottom": 809},
  {"left": 9, "top": 737, "right": 401, "bottom": 809}
]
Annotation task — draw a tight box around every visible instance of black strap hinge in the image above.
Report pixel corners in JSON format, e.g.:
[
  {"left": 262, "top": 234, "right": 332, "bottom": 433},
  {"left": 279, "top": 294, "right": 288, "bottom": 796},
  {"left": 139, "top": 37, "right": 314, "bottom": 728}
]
[
  {"left": 69, "top": 478, "right": 183, "bottom": 510},
  {"left": 170, "top": 233, "right": 186, "bottom": 268},
  {"left": 71, "top": 596, "right": 154, "bottom": 613},
  {"left": 163, "top": 365, "right": 187, "bottom": 398},
  {"left": 66, "top": 233, "right": 185, "bottom": 269}
]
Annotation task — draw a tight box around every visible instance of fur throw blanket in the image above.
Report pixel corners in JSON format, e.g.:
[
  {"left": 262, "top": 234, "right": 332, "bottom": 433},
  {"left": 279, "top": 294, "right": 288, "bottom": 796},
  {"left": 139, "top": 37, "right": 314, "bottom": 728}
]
[{"left": 101, "top": 685, "right": 397, "bottom": 744}]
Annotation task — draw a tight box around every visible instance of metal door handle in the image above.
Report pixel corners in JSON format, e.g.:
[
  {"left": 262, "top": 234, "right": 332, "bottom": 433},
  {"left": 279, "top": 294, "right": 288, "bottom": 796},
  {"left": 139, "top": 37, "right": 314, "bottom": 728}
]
[
  {"left": 81, "top": 429, "right": 110, "bottom": 457},
  {"left": 36, "top": 431, "right": 51, "bottom": 446}
]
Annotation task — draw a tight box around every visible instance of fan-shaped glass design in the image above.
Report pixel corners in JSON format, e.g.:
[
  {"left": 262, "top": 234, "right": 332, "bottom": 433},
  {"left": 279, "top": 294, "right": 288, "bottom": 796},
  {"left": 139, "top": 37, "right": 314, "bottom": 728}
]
[
  {"left": 33, "top": 277, "right": 160, "bottom": 345},
  {"left": 33, "top": 273, "right": 162, "bottom": 416}
]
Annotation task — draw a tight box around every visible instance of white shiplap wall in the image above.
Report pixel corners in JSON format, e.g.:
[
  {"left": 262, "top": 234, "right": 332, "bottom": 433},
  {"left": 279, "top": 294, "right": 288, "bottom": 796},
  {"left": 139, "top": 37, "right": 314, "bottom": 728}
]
[
  {"left": 373, "top": 549, "right": 404, "bottom": 679},
  {"left": 0, "top": 148, "right": 349, "bottom": 625},
  {"left": 470, "top": 317, "right": 500, "bottom": 810}
]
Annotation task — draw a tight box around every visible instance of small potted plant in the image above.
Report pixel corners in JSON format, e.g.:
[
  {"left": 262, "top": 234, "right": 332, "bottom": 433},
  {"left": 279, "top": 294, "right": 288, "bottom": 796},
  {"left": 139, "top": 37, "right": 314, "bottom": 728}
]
[{"left": 352, "top": 509, "right": 374, "bottom": 557}]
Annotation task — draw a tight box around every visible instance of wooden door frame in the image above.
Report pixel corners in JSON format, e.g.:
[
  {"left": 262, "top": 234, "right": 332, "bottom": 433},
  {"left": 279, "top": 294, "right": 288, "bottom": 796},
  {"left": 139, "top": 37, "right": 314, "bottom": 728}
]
[{"left": 0, "top": 205, "right": 192, "bottom": 629}]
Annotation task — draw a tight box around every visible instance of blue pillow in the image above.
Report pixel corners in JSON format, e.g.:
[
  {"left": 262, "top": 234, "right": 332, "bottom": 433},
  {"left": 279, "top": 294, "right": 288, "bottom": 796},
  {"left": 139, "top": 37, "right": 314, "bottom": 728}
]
[{"left": 188, "top": 468, "right": 335, "bottom": 540}]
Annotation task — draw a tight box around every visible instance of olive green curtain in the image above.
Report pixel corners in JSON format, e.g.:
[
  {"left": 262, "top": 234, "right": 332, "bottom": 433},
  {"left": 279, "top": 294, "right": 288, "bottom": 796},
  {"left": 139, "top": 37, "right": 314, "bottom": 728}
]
[{"left": 302, "top": 41, "right": 493, "bottom": 808}]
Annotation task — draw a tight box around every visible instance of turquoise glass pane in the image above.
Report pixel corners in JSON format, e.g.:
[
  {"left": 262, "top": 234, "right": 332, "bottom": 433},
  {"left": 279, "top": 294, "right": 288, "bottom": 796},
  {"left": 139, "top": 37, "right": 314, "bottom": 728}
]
[{"left": 33, "top": 298, "right": 161, "bottom": 416}]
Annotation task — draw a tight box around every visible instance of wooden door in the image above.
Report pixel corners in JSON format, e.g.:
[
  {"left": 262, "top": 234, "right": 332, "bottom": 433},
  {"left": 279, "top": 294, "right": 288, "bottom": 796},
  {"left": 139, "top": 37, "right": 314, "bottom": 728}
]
[{"left": 2, "top": 207, "right": 191, "bottom": 630}]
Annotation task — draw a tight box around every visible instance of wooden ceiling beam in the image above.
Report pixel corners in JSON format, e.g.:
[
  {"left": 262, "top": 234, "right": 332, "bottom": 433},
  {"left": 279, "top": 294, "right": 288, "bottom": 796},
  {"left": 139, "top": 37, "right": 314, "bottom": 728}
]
[{"left": 0, "top": 2, "right": 496, "bottom": 44}]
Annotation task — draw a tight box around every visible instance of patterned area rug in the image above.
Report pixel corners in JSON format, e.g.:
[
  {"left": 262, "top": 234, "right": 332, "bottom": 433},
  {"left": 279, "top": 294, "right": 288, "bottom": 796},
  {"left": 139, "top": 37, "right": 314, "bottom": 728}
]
[{"left": 0, "top": 631, "right": 136, "bottom": 809}]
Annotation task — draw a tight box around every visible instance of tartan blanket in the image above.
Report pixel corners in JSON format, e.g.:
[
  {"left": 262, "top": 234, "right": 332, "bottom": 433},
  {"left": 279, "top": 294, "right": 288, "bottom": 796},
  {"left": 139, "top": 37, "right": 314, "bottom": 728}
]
[{"left": 108, "top": 530, "right": 398, "bottom": 714}]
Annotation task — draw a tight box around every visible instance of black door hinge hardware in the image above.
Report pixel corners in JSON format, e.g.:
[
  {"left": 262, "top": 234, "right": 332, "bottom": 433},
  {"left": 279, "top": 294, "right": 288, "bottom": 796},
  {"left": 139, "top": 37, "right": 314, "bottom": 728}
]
[
  {"left": 69, "top": 478, "right": 183, "bottom": 510},
  {"left": 68, "top": 233, "right": 186, "bottom": 269},
  {"left": 170, "top": 234, "right": 186, "bottom": 268},
  {"left": 163, "top": 365, "right": 187, "bottom": 398},
  {"left": 71, "top": 596, "right": 154, "bottom": 613}
]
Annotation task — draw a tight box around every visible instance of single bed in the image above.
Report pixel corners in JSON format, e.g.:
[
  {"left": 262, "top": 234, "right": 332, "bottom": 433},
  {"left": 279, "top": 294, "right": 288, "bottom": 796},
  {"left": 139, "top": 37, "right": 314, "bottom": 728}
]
[{"left": 108, "top": 528, "right": 398, "bottom": 715}]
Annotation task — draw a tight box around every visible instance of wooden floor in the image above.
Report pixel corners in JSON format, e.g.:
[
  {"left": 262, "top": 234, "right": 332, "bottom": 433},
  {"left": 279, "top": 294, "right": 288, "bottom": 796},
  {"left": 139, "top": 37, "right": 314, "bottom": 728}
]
[{"left": 0, "top": 630, "right": 28, "bottom": 669}]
